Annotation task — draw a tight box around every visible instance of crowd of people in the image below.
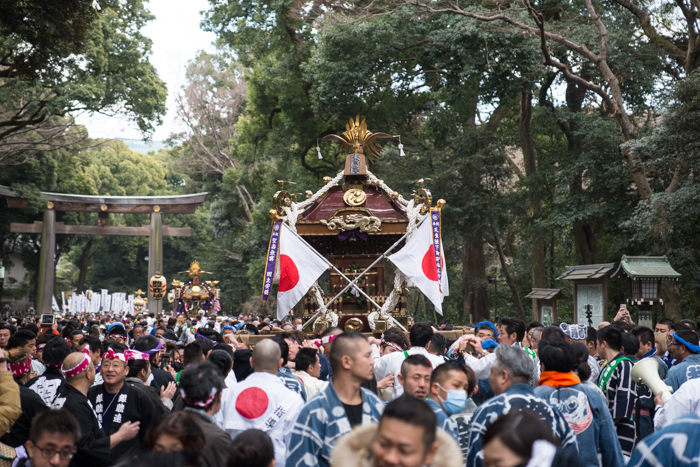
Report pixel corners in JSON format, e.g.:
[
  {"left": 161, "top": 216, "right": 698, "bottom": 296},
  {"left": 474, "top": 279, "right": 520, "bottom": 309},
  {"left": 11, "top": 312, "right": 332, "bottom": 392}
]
[{"left": 0, "top": 308, "right": 698, "bottom": 467}]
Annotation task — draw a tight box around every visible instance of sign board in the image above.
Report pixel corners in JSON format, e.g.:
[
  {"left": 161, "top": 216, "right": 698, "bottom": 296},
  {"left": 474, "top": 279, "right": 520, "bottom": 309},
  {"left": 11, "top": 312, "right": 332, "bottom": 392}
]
[{"left": 577, "top": 284, "right": 603, "bottom": 328}]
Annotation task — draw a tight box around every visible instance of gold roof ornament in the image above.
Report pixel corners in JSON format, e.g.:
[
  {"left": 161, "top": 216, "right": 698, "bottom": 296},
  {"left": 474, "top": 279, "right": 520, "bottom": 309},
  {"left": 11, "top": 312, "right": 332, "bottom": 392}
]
[
  {"left": 322, "top": 116, "right": 393, "bottom": 161},
  {"left": 180, "top": 260, "right": 212, "bottom": 278}
]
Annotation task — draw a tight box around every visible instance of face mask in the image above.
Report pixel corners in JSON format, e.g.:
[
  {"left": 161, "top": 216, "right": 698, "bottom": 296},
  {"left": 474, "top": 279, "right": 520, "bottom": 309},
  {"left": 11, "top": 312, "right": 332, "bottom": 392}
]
[{"left": 437, "top": 383, "right": 468, "bottom": 415}]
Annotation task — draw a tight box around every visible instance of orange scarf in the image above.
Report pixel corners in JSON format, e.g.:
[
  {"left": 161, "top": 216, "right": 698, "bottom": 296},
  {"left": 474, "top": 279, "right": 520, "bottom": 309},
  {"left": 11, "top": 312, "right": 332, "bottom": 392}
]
[{"left": 538, "top": 371, "right": 581, "bottom": 388}]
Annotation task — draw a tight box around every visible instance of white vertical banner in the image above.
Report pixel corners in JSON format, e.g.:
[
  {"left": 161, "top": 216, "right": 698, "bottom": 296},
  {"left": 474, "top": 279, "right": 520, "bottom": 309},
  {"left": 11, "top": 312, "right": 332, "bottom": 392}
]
[
  {"left": 104, "top": 295, "right": 112, "bottom": 312},
  {"left": 61, "top": 292, "right": 66, "bottom": 312},
  {"left": 128, "top": 295, "right": 135, "bottom": 314},
  {"left": 91, "top": 292, "right": 101, "bottom": 314},
  {"left": 51, "top": 296, "right": 60, "bottom": 312},
  {"left": 101, "top": 289, "right": 109, "bottom": 310}
]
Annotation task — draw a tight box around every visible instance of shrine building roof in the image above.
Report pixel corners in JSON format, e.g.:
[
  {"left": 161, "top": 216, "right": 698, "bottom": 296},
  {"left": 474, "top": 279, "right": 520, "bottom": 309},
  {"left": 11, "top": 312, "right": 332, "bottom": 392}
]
[{"left": 611, "top": 255, "right": 681, "bottom": 280}]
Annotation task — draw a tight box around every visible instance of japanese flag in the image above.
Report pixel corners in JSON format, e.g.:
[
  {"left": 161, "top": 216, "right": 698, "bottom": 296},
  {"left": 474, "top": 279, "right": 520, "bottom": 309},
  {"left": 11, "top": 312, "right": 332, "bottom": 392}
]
[
  {"left": 389, "top": 217, "right": 449, "bottom": 314},
  {"left": 276, "top": 223, "right": 328, "bottom": 320}
]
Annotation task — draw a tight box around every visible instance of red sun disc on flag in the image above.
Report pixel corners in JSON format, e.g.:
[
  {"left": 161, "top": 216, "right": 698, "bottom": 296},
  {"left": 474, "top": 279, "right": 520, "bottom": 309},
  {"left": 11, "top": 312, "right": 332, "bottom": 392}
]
[
  {"left": 235, "top": 387, "right": 269, "bottom": 419},
  {"left": 421, "top": 245, "right": 443, "bottom": 282},
  {"left": 279, "top": 254, "right": 300, "bottom": 292}
]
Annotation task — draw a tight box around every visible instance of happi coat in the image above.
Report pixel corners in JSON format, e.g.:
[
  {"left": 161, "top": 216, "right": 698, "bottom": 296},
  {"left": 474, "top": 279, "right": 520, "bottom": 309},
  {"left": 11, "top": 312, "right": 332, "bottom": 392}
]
[
  {"left": 277, "top": 365, "right": 307, "bottom": 402},
  {"left": 654, "top": 377, "right": 700, "bottom": 429},
  {"left": 221, "top": 372, "right": 303, "bottom": 467},
  {"left": 628, "top": 414, "right": 700, "bottom": 467},
  {"left": 27, "top": 366, "right": 64, "bottom": 406},
  {"left": 597, "top": 352, "right": 637, "bottom": 456},
  {"left": 535, "top": 383, "right": 624, "bottom": 467},
  {"left": 425, "top": 398, "right": 460, "bottom": 440},
  {"left": 465, "top": 383, "right": 578, "bottom": 467},
  {"left": 51, "top": 383, "right": 111, "bottom": 467},
  {"left": 665, "top": 353, "right": 700, "bottom": 392},
  {"left": 373, "top": 346, "right": 446, "bottom": 399},
  {"left": 87, "top": 381, "right": 156, "bottom": 463},
  {"left": 286, "top": 382, "right": 384, "bottom": 467}
]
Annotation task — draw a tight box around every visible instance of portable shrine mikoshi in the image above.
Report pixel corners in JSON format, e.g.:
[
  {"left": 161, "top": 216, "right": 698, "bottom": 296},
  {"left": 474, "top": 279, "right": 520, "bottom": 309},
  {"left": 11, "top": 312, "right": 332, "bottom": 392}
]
[{"left": 262, "top": 116, "right": 447, "bottom": 335}]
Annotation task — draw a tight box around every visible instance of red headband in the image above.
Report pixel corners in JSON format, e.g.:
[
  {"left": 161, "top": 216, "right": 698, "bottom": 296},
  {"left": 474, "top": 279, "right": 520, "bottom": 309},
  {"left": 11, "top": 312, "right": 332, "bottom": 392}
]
[
  {"left": 179, "top": 387, "right": 219, "bottom": 408},
  {"left": 62, "top": 355, "right": 91, "bottom": 378},
  {"left": 102, "top": 349, "right": 126, "bottom": 362},
  {"left": 10, "top": 359, "right": 31, "bottom": 378}
]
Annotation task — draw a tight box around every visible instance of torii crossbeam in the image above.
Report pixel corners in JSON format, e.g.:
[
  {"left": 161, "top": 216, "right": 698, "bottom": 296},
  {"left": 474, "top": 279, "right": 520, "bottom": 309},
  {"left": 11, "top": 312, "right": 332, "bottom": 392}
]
[{"left": 0, "top": 185, "right": 207, "bottom": 314}]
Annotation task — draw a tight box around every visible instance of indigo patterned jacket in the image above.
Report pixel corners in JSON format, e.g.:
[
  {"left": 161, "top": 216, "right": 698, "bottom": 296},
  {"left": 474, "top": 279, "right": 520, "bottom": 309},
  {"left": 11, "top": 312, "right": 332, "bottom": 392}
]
[
  {"left": 535, "top": 383, "right": 624, "bottom": 467},
  {"left": 465, "top": 383, "right": 578, "bottom": 467},
  {"left": 628, "top": 414, "right": 700, "bottom": 467},
  {"left": 286, "top": 382, "right": 384, "bottom": 467},
  {"left": 665, "top": 354, "right": 700, "bottom": 392},
  {"left": 277, "top": 366, "right": 308, "bottom": 402}
]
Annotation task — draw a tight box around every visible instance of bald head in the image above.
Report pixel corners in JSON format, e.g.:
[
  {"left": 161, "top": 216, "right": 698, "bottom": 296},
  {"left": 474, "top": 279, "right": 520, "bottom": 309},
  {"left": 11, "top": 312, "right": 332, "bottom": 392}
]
[
  {"left": 252, "top": 339, "right": 282, "bottom": 373},
  {"left": 62, "top": 352, "right": 93, "bottom": 382}
]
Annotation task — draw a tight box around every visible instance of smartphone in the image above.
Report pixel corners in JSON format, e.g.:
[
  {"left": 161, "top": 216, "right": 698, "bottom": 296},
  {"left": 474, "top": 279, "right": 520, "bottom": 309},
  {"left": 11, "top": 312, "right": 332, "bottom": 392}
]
[
  {"left": 40, "top": 314, "right": 55, "bottom": 325},
  {"left": 161, "top": 354, "right": 170, "bottom": 369},
  {"left": 466, "top": 343, "right": 478, "bottom": 356},
  {"left": 620, "top": 304, "right": 627, "bottom": 311}
]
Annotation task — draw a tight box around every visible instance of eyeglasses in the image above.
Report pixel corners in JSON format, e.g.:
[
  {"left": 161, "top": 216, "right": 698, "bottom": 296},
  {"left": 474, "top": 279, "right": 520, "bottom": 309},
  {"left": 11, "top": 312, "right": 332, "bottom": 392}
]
[{"left": 33, "top": 444, "right": 76, "bottom": 460}]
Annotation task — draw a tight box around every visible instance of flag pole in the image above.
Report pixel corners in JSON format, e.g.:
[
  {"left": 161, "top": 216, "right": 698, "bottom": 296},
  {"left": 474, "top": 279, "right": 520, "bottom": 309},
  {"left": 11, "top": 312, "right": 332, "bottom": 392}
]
[{"left": 290, "top": 221, "right": 427, "bottom": 332}]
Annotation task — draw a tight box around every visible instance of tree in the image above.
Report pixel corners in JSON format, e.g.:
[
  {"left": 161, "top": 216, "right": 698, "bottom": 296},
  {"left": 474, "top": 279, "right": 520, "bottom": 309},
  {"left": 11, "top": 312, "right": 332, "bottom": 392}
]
[
  {"left": 0, "top": 0, "right": 167, "bottom": 165},
  {"left": 172, "top": 52, "right": 254, "bottom": 220}
]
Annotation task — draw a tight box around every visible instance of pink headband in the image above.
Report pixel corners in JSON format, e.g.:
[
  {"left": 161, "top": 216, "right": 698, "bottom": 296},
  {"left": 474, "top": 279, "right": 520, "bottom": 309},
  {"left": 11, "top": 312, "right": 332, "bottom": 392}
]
[
  {"left": 62, "top": 355, "right": 91, "bottom": 378},
  {"left": 179, "top": 387, "right": 219, "bottom": 408},
  {"left": 124, "top": 349, "right": 147, "bottom": 361},
  {"left": 102, "top": 348, "right": 126, "bottom": 362},
  {"left": 10, "top": 359, "right": 31, "bottom": 378},
  {"left": 381, "top": 334, "right": 403, "bottom": 352},
  {"left": 313, "top": 334, "right": 338, "bottom": 347}
]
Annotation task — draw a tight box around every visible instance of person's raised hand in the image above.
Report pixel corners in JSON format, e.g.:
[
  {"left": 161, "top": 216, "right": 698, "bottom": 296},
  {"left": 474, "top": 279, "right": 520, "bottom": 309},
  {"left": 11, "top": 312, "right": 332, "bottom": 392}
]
[
  {"left": 160, "top": 381, "right": 177, "bottom": 399},
  {"left": 376, "top": 374, "right": 395, "bottom": 390}
]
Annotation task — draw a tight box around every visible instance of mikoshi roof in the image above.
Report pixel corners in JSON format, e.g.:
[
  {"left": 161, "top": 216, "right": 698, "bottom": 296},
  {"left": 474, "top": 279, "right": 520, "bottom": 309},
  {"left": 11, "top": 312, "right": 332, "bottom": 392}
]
[
  {"left": 524, "top": 288, "right": 568, "bottom": 300},
  {"left": 611, "top": 255, "right": 681, "bottom": 280},
  {"left": 557, "top": 263, "right": 616, "bottom": 281}
]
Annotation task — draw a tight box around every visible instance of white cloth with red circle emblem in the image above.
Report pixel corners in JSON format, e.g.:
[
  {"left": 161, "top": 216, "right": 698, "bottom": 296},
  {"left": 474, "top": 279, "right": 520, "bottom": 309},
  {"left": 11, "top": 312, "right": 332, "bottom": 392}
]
[
  {"left": 388, "top": 214, "right": 449, "bottom": 314},
  {"left": 276, "top": 223, "right": 328, "bottom": 320},
  {"left": 220, "top": 371, "right": 304, "bottom": 467}
]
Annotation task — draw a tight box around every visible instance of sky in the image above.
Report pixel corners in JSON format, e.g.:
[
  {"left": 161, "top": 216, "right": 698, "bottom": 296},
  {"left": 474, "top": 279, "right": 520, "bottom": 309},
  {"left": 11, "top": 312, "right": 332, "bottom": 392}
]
[{"left": 74, "top": 0, "right": 218, "bottom": 142}]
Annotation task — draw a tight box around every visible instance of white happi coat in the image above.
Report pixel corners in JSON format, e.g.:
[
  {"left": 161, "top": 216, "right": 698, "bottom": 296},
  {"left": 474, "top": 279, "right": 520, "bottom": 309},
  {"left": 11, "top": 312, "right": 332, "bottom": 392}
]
[
  {"left": 372, "top": 346, "right": 446, "bottom": 399},
  {"left": 221, "top": 371, "right": 303, "bottom": 467},
  {"left": 654, "top": 377, "right": 700, "bottom": 429}
]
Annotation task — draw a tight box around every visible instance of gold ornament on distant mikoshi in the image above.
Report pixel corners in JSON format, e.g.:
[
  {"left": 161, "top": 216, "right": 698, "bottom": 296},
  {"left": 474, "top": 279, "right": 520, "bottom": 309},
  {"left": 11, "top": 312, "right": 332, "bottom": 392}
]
[{"left": 322, "top": 115, "right": 393, "bottom": 161}]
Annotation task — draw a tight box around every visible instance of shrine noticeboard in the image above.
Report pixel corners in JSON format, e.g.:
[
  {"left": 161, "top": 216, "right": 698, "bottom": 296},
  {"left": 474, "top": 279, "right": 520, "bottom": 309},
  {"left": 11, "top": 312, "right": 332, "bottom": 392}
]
[{"left": 576, "top": 284, "right": 603, "bottom": 328}]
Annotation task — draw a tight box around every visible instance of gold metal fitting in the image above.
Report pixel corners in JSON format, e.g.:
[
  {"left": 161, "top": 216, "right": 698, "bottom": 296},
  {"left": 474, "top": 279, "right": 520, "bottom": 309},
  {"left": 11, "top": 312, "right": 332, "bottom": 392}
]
[
  {"left": 323, "top": 176, "right": 332, "bottom": 184},
  {"left": 391, "top": 192, "right": 399, "bottom": 200},
  {"left": 100, "top": 204, "right": 108, "bottom": 212},
  {"left": 269, "top": 209, "right": 283, "bottom": 221},
  {"left": 153, "top": 205, "right": 161, "bottom": 213},
  {"left": 46, "top": 201, "right": 54, "bottom": 209},
  {"left": 305, "top": 190, "right": 313, "bottom": 199},
  {"left": 437, "top": 199, "right": 446, "bottom": 209}
]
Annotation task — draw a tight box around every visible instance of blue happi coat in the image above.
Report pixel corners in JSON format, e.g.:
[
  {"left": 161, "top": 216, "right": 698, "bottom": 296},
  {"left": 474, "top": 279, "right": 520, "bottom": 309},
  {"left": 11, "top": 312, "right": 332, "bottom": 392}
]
[
  {"left": 286, "top": 382, "right": 384, "bottom": 467},
  {"left": 465, "top": 383, "right": 578, "bottom": 467},
  {"left": 535, "top": 383, "right": 624, "bottom": 467},
  {"left": 278, "top": 366, "right": 308, "bottom": 402},
  {"left": 425, "top": 398, "right": 460, "bottom": 440},
  {"left": 665, "top": 354, "right": 700, "bottom": 392},
  {"left": 628, "top": 414, "right": 700, "bottom": 467}
]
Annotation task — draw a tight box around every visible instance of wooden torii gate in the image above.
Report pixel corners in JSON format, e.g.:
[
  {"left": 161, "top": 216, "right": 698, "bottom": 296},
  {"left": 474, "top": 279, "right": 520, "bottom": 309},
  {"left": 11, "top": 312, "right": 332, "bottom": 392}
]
[{"left": 0, "top": 186, "right": 207, "bottom": 314}]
